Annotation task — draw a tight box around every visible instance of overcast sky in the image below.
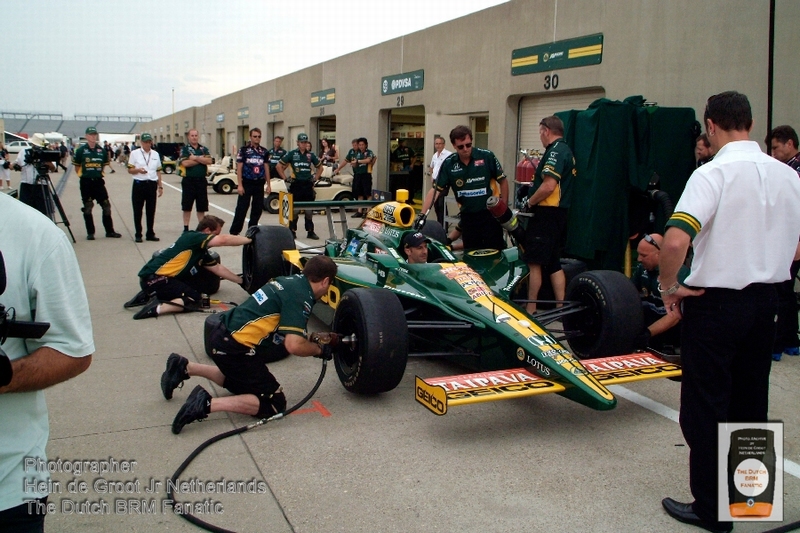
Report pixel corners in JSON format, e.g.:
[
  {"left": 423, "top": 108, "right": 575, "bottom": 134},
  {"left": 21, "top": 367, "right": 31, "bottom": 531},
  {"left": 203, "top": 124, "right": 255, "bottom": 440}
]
[{"left": 1, "top": 0, "right": 507, "bottom": 121}]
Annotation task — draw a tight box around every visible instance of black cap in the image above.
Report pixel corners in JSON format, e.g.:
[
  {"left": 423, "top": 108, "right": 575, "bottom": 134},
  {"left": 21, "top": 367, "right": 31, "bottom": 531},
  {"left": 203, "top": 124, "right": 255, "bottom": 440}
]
[{"left": 403, "top": 232, "right": 430, "bottom": 248}]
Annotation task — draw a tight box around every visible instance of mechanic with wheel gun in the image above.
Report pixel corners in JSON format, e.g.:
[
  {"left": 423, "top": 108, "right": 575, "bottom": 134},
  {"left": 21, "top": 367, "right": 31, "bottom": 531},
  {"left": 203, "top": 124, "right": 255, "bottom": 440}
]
[
  {"left": 420, "top": 125, "right": 509, "bottom": 250},
  {"left": 276, "top": 133, "right": 324, "bottom": 240},
  {"left": 124, "top": 215, "right": 250, "bottom": 320},
  {"left": 162, "top": 255, "right": 339, "bottom": 434},
  {"left": 630, "top": 233, "right": 689, "bottom": 353},
  {"left": 522, "top": 116, "right": 575, "bottom": 314}
]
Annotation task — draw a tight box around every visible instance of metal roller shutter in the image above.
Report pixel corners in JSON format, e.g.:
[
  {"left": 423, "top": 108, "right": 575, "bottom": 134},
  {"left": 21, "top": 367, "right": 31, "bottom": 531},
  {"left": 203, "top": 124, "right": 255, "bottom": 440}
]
[{"left": 518, "top": 90, "right": 606, "bottom": 152}]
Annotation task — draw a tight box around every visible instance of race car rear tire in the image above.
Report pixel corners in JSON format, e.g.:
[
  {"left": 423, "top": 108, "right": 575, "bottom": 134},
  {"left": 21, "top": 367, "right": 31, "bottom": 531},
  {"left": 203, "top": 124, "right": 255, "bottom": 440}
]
[
  {"left": 264, "top": 193, "right": 280, "bottom": 214},
  {"left": 563, "top": 270, "right": 643, "bottom": 359},
  {"left": 420, "top": 220, "right": 447, "bottom": 244},
  {"left": 332, "top": 288, "right": 408, "bottom": 394},
  {"left": 241, "top": 226, "right": 295, "bottom": 294}
]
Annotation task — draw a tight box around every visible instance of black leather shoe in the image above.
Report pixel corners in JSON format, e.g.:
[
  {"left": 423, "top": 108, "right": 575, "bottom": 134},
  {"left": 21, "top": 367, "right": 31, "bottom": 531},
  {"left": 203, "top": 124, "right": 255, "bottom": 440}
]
[
  {"left": 134, "top": 236, "right": 143, "bottom": 243},
  {"left": 146, "top": 235, "right": 160, "bottom": 242},
  {"left": 661, "top": 498, "right": 732, "bottom": 533},
  {"left": 106, "top": 231, "right": 122, "bottom": 238},
  {"left": 87, "top": 234, "right": 95, "bottom": 241}
]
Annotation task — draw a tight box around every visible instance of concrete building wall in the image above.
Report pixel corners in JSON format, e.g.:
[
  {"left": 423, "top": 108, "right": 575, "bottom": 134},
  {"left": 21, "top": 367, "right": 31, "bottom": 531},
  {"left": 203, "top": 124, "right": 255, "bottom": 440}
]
[{"left": 143, "top": 0, "right": 798, "bottom": 189}]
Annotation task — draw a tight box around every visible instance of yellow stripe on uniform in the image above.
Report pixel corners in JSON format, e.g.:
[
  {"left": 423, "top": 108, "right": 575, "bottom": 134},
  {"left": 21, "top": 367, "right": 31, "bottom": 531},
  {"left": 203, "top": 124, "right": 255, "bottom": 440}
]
[{"left": 669, "top": 212, "right": 701, "bottom": 234}]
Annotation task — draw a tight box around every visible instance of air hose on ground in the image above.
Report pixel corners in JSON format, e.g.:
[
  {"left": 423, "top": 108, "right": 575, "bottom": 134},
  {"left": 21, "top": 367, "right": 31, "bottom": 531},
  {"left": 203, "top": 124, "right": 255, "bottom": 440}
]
[{"left": 166, "top": 358, "right": 329, "bottom": 533}]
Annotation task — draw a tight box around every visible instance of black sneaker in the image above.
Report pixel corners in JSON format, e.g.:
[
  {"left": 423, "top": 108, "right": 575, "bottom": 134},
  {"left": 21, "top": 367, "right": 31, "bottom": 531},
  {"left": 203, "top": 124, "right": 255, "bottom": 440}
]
[
  {"left": 146, "top": 235, "right": 160, "bottom": 242},
  {"left": 134, "top": 235, "right": 143, "bottom": 243},
  {"left": 87, "top": 234, "right": 95, "bottom": 240},
  {"left": 307, "top": 232, "right": 320, "bottom": 240},
  {"left": 172, "top": 385, "right": 211, "bottom": 434},
  {"left": 161, "top": 353, "right": 189, "bottom": 400},
  {"left": 106, "top": 231, "right": 122, "bottom": 238},
  {"left": 123, "top": 290, "right": 150, "bottom": 308},
  {"left": 133, "top": 297, "right": 159, "bottom": 320}
]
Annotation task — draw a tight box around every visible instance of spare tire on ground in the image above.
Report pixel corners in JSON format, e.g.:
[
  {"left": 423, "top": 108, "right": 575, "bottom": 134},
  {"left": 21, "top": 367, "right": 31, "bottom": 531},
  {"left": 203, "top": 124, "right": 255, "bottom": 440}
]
[
  {"left": 562, "top": 270, "right": 643, "bottom": 359},
  {"left": 241, "top": 226, "right": 296, "bottom": 294}
]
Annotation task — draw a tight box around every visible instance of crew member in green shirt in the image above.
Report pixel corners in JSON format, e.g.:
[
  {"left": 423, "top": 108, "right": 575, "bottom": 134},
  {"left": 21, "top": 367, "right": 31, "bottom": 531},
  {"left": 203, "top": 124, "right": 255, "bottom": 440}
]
[
  {"left": 73, "top": 126, "right": 122, "bottom": 240},
  {"left": 179, "top": 129, "right": 213, "bottom": 232},
  {"left": 276, "top": 133, "right": 324, "bottom": 240}
]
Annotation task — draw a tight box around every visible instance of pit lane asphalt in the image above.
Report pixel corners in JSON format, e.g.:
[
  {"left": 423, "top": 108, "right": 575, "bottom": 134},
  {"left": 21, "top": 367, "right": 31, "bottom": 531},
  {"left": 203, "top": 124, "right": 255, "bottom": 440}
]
[{"left": 31, "top": 161, "right": 800, "bottom": 532}]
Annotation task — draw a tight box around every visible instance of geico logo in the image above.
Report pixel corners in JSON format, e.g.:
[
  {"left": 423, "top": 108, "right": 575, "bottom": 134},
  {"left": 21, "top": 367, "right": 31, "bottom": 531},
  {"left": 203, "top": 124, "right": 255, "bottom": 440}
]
[
  {"left": 416, "top": 387, "right": 444, "bottom": 413},
  {"left": 594, "top": 364, "right": 680, "bottom": 381},
  {"left": 447, "top": 380, "right": 555, "bottom": 399}
]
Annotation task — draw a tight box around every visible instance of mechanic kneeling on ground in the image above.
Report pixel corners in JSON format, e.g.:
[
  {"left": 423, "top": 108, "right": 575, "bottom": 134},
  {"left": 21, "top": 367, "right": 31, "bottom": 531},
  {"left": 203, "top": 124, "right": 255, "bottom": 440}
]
[
  {"left": 125, "top": 215, "right": 250, "bottom": 319},
  {"left": 162, "top": 255, "right": 339, "bottom": 434},
  {"left": 403, "top": 232, "right": 430, "bottom": 264},
  {"left": 631, "top": 233, "right": 689, "bottom": 353}
]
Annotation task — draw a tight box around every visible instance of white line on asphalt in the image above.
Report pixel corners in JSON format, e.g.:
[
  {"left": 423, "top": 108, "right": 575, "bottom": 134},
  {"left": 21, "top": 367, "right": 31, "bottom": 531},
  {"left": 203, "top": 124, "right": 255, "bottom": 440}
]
[
  {"left": 610, "top": 385, "right": 800, "bottom": 480},
  {"left": 162, "top": 182, "right": 235, "bottom": 216}
]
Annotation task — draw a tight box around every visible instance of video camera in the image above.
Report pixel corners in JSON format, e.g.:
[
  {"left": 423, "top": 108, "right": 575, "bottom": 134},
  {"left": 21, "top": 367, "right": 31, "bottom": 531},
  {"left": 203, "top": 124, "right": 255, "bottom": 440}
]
[
  {"left": 23, "top": 146, "right": 61, "bottom": 166},
  {"left": 0, "top": 251, "right": 51, "bottom": 387}
]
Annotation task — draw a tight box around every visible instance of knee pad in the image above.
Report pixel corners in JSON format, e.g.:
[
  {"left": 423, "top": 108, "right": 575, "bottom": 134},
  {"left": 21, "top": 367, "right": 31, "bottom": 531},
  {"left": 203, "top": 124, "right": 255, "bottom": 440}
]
[
  {"left": 257, "top": 388, "right": 286, "bottom": 418},
  {"left": 100, "top": 199, "right": 112, "bottom": 216},
  {"left": 82, "top": 200, "right": 94, "bottom": 214}
]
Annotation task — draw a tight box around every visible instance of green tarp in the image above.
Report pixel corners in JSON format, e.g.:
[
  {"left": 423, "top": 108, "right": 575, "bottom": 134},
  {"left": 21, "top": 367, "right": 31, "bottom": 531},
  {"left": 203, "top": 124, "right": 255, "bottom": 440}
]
[{"left": 556, "top": 96, "right": 697, "bottom": 271}]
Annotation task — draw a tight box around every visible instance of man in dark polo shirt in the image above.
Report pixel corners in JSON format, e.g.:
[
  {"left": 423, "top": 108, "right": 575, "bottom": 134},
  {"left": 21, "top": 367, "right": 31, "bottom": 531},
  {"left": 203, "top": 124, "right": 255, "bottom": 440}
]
[
  {"left": 162, "top": 255, "right": 338, "bottom": 434},
  {"left": 72, "top": 126, "right": 122, "bottom": 240},
  {"left": 522, "top": 116, "right": 575, "bottom": 314},
  {"left": 230, "top": 128, "right": 270, "bottom": 235},
  {"left": 351, "top": 137, "right": 376, "bottom": 218},
  {"left": 421, "top": 124, "right": 509, "bottom": 251},
  {"left": 267, "top": 135, "right": 286, "bottom": 180},
  {"left": 276, "top": 133, "right": 324, "bottom": 239},
  {"left": 179, "top": 129, "right": 213, "bottom": 232},
  {"left": 127, "top": 215, "right": 250, "bottom": 320}
]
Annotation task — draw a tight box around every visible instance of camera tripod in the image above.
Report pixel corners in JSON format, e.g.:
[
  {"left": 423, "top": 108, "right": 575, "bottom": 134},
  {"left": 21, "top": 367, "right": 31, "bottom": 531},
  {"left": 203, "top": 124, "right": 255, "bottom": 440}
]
[{"left": 34, "top": 168, "right": 76, "bottom": 243}]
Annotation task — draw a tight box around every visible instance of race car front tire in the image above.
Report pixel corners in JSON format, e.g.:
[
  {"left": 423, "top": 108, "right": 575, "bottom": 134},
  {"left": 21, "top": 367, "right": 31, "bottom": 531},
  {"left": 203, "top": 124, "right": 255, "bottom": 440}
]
[
  {"left": 332, "top": 288, "right": 408, "bottom": 394},
  {"left": 241, "top": 226, "right": 295, "bottom": 294},
  {"left": 563, "top": 270, "right": 643, "bottom": 359}
]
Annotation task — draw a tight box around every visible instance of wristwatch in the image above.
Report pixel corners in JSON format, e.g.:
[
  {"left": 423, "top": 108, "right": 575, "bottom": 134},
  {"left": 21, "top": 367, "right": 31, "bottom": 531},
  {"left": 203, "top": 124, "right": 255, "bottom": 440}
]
[{"left": 657, "top": 281, "right": 681, "bottom": 296}]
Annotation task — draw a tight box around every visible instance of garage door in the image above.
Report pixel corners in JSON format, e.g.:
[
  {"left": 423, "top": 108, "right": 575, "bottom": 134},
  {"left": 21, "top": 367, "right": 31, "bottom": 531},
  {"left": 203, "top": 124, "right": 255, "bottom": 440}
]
[{"left": 518, "top": 90, "right": 606, "bottom": 152}]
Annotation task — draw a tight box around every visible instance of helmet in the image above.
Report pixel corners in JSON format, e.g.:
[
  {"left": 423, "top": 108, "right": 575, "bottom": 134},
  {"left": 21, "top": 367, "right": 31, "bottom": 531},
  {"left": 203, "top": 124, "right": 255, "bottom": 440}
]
[{"left": 31, "top": 133, "right": 47, "bottom": 147}]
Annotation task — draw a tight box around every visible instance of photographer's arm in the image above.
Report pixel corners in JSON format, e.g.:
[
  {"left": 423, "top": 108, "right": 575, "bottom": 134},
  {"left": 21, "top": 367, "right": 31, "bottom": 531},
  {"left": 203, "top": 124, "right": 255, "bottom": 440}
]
[{"left": 0, "top": 348, "right": 91, "bottom": 394}]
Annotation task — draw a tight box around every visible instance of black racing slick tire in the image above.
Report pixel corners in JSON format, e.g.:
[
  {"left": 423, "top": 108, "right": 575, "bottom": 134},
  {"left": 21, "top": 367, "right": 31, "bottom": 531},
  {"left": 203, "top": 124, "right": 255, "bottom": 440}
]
[
  {"left": 241, "top": 226, "right": 296, "bottom": 294},
  {"left": 420, "top": 219, "right": 447, "bottom": 244},
  {"left": 332, "top": 288, "right": 408, "bottom": 394},
  {"left": 264, "top": 193, "right": 280, "bottom": 214},
  {"left": 563, "top": 270, "right": 643, "bottom": 359}
]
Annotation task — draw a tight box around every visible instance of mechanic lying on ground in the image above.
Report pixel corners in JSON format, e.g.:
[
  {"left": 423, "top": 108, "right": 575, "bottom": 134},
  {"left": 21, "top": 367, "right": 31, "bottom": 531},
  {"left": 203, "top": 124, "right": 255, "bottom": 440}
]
[
  {"left": 162, "top": 255, "right": 339, "bottom": 434},
  {"left": 125, "top": 215, "right": 251, "bottom": 319},
  {"left": 403, "top": 232, "right": 430, "bottom": 264},
  {"left": 631, "top": 233, "right": 689, "bottom": 352}
]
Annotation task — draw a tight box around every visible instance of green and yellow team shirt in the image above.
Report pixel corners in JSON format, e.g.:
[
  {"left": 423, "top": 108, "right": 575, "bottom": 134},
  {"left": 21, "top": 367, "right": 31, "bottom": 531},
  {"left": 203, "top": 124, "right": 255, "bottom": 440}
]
[
  {"left": 73, "top": 143, "right": 108, "bottom": 179},
  {"left": 179, "top": 144, "right": 211, "bottom": 178},
  {"left": 529, "top": 138, "right": 575, "bottom": 208},
  {"left": 435, "top": 147, "right": 505, "bottom": 214},
  {"left": 280, "top": 149, "right": 321, "bottom": 182},
  {"left": 355, "top": 149, "right": 375, "bottom": 175},
  {"left": 138, "top": 232, "right": 215, "bottom": 280},
  {"left": 221, "top": 274, "right": 315, "bottom": 349}
]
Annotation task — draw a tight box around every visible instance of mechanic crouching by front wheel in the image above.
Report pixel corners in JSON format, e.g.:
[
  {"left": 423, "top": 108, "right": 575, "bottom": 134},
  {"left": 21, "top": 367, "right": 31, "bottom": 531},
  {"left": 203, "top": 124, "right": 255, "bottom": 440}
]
[
  {"left": 125, "top": 215, "right": 250, "bottom": 319},
  {"left": 162, "top": 255, "right": 338, "bottom": 434}
]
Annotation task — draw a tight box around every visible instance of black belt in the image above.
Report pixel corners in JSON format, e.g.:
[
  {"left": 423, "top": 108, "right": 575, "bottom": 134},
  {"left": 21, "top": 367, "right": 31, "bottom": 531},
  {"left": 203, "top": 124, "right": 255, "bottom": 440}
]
[{"left": 133, "top": 179, "right": 157, "bottom": 184}]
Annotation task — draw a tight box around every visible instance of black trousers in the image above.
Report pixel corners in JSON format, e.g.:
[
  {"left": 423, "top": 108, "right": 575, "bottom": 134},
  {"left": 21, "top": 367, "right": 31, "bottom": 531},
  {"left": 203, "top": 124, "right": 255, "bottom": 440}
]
[
  {"left": 679, "top": 283, "right": 777, "bottom": 525},
  {"left": 0, "top": 497, "right": 47, "bottom": 533},
  {"left": 230, "top": 178, "right": 265, "bottom": 235},
  {"left": 288, "top": 181, "right": 314, "bottom": 233},
  {"left": 131, "top": 180, "right": 158, "bottom": 238}
]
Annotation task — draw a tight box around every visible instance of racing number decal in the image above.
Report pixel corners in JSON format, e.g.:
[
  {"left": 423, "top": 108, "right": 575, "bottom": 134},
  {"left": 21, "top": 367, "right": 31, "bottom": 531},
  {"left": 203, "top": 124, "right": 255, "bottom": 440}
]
[
  {"left": 279, "top": 191, "right": 293, "bottom": 226},
  {"left": 321, "top": 285, "right": 341, "bottom": 310}
]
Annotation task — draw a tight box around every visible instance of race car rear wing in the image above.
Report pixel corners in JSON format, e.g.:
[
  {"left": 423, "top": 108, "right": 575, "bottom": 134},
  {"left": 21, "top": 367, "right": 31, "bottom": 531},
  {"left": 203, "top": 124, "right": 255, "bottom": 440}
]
[{"left": 415, "top": 352, "right": 680, "bottom": 415}]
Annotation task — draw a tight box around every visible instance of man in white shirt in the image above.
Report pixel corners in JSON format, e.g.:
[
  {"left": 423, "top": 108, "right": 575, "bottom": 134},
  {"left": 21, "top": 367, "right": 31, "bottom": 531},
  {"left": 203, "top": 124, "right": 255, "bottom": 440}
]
[
  {"left": 428, "top": 135, "right": 452, "bottom": 224},
  {"left": 658, "top": 91, "right": 800, "bottom": 533},
  {"left": 127, "top": 133, "right": 163, "bottom": 242}
]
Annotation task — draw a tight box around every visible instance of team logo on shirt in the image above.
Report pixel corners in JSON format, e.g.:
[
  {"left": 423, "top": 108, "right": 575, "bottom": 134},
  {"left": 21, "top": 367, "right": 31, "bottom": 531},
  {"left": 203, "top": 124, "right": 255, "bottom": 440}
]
[
  {"left": 474, "top": 159, "right": 485, "bottom": 167},
  {"left": 252, "top": 289, "right": 268, "bottom": 304},
  {"left": 456, "top": 179, "right": 464, "bottom": 187}
]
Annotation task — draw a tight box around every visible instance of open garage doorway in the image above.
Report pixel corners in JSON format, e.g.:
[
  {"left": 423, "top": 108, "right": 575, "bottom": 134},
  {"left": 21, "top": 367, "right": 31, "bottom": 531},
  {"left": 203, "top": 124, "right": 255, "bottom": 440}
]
[
  {"left": 314, "top": 115, "right": 338, "bottom": 169},
  {"left": 388, "top": 105, "right": 425, "bottom": 204}
]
